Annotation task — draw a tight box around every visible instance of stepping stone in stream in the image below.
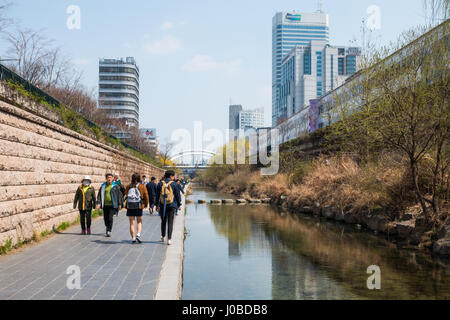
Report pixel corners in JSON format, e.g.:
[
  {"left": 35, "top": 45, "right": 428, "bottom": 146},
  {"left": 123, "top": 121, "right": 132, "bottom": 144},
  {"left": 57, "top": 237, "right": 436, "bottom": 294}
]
[
  {"left": 236, "top": 199, "right": 247, "bottom": 204},
  {"left": 210, "top": 199, "right": 222, "bottom": 204},
  {"left": 198, "top": 199, "right": 207, "bottom": 204},
  {"left": 248, "top": 199, "right": 262, "bottom": 204},
  {"left": 222, "top": 199, "right": 235, "bottom": 204}
]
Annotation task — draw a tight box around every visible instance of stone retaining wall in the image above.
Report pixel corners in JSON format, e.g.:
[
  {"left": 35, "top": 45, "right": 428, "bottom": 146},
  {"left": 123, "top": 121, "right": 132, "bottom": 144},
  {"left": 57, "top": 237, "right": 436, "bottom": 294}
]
[{"left": 0, "top": 97, "right": 164, "bottom": 247}]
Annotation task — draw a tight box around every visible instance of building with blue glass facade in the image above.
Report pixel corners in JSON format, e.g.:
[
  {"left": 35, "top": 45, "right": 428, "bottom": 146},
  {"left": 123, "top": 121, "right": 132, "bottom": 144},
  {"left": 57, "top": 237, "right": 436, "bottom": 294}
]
[
  {"left": 272, "top": 11, "right": 330, "bottom": 126},
  {"left": 277, "top": 41, "right": 361, "bottom": 120}
]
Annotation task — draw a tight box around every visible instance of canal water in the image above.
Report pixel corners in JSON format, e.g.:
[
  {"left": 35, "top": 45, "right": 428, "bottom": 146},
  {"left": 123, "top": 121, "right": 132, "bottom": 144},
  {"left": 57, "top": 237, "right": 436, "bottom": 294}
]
[{"left": 182, "top": 186, "right": 450, "bottom": 300}]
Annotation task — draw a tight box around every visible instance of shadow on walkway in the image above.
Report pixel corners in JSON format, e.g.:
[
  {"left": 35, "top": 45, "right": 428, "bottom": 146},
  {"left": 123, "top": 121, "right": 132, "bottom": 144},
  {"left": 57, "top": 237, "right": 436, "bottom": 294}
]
[{"left": 90, "top": 239, "right": 167, "bottom": 246}]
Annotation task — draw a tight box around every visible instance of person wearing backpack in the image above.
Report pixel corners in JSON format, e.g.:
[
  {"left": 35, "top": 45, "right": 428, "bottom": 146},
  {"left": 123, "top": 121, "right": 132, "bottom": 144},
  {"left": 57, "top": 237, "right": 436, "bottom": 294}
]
[
  {"left": 96, "top": 173, "right": 123, "bottom": 237},
  {"left": 125, "top": 173, "right": 149, "bottom": 244},
  {"left": 73, "top": 176, "right": 96, "bottom": 235},
  {"left": 156, "top": 170, "right": 182, "bottom": 245}
]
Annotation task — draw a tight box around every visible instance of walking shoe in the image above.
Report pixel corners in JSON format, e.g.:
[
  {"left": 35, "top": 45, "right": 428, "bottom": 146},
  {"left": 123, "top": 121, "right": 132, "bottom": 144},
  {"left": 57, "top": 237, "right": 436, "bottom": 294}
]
[
  {"left": 168, "top": 239, "right": 172, "bottom": 246},
  {"left": 106, "top": 231, "right": 111, "bottom": 237},
  {"left": 161, "top": 236, "right": 165, "bottom": 242},
  {"left": 136, "top": 235, "right": 142, "bottom": 244},
  {"left": 132, "top": 238, "right": 136, "bottom": 244},
  {"left": 87, "top": 229, "right": 91, "bottom": 235},
  {"left": 81, "top": 230, "right": 86, "bottom": 235}
]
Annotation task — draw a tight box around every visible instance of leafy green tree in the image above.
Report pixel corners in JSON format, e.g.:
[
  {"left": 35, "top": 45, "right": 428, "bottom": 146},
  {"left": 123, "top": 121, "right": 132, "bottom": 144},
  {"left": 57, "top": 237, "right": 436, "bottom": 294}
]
[{"left": 327, "top": 22, "right": 449, "bottom": 222}]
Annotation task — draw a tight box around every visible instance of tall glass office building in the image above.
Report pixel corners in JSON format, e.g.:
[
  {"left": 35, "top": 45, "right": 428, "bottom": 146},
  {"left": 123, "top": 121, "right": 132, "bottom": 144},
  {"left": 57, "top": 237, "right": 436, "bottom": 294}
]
[
  {"left": 277, "top": 42, "right": 361, "bottom": 120},
  {"left": 272, "top": 11, "right": 329, "bottom": 126},
  {"left": 98, "top": 57, "right": 140, "bottom": 140}
]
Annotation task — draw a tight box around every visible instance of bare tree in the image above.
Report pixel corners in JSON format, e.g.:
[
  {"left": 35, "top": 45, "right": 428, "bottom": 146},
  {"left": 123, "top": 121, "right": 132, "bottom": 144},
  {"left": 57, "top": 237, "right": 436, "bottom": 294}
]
[
  {"left": 159, "top": 139, "right": 175, "bottom": 167},
  {"left": 4, "top": 27, "right": 82, "bottom": 90},
  {"left": 423, "top": 0, "right": 450, "bottom": 27},
  {"left": 328, "top": 23, "right": 449, "bottom": 222},
  {"left": 40, "top": 47, "right": 82, "bottom": 90},
  {"left": 4, "top": 29, "right": 52, "bottom": 84},
  {"left": 0, "top": 2, "right": 12, "bottom": 34}
]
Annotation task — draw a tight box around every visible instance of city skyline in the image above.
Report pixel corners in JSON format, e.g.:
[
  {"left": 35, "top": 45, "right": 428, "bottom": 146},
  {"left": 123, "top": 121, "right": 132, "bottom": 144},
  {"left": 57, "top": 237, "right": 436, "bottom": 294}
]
[
  {"left": 3, "top": 0, "right": 429, "bottom": 145},
  {"left": 272, "top": 11, "right": 330, "bottom": 126}
]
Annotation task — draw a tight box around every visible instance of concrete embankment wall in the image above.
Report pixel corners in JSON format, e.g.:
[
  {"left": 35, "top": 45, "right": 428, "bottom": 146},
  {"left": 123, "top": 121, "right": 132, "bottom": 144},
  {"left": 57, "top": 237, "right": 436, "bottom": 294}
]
[{"left": 0, "top": 88, "right": 164, "bottom": 247}]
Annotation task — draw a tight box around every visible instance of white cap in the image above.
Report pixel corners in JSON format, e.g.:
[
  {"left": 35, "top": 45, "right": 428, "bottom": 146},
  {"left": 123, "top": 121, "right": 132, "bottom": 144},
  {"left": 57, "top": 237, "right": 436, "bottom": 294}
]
[{"left": 82, "top": 176, "right": 92, "bottom": 183}]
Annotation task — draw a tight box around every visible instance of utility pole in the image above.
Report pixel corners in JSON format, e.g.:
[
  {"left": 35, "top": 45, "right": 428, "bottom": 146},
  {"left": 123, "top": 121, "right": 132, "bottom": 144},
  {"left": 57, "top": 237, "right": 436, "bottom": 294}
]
[
  {"left": 361, "top": 17, "right": 367, "bottom": 55},
  {"left": 317, "top": 0, "right": 323, "bottom": 13}
]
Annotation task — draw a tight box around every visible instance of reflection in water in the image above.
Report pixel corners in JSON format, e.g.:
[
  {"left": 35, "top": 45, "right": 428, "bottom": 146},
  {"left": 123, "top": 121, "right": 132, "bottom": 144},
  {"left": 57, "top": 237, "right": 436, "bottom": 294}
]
[{"left": 182, "top": 187, "right": 450, "bottom": 300}]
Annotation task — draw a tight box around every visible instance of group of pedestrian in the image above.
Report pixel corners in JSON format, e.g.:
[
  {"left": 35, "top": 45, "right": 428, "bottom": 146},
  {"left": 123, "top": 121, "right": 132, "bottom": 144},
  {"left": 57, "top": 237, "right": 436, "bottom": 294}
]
[{"left": 73, "top": 170, "right": 185, "bottom": 245}]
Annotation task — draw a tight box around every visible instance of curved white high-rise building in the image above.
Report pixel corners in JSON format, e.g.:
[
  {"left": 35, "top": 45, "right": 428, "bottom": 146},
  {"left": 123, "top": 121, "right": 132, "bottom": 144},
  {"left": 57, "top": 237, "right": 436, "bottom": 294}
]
[{"left": 98, "top": 57, "right": 139, "bottom": 140}]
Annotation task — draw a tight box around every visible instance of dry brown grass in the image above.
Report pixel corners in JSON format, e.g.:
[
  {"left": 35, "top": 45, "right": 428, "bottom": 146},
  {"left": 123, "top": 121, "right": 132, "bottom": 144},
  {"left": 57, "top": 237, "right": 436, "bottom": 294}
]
[
  {"left": 216, "top": 154, "right": 415, "bottom": 216},
  {"left": 288, "top": 154, "right": 411, "bottom": 214},
  {"left": 211, "top": 152, "right": 446, "bottom": 220},
  {"left": 217, "top": 170, "right": 291, "bottom": 200}
]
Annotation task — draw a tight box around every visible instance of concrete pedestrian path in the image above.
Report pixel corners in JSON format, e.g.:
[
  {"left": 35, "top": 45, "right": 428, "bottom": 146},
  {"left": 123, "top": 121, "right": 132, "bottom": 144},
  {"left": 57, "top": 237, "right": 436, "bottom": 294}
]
[{"left": 0, "top": 211, "right": 168, "bottom": 300}]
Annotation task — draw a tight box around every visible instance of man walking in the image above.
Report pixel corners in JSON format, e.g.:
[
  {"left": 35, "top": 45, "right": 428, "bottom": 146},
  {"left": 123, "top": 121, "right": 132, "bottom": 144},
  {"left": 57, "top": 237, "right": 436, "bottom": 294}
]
[
  {"left": 73, "top": 176, "right": 96, "bottom": 235},
  {"left": 146, "top": 177, "right": 158, "bottom": 215},
  {"left": 97, "top": 173, "right": 123, "bottom": 237},
  {"left": 113, "top": 174, "right": 126, "bottom": 217},
  {"left": 156, "top": 170, "right": 182, "bottom": 245}
]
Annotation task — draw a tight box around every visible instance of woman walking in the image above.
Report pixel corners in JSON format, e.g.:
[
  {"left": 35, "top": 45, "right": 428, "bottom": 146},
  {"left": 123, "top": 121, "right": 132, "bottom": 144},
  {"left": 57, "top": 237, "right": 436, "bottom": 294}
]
[
  {"left": 73, "top": 176, "right": 96, "bottom": 235},
  {"left": 124, "top": 173, "right": 149, "bottom": 243}
]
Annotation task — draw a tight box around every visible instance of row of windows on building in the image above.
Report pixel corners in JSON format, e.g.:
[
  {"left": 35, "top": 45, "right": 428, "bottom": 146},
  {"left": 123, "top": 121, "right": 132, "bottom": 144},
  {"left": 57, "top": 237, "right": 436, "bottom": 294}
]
[
  {"left": 99, "top": 67, "right": 139, "bottom": 78},
  {"left": 99, "top": 92, "right": 139, "bottom": 102},
  {"left": 99, "top": 100, "right": 139, "bottom": 109},
  {"left": 106, "top": 110, "right": 139, "bottom": 118},
  {"left": 99, "top": 76, "right": 139, "bottom": 86},
  {"left": 99, "top": 84, "right": 139, "bottom": 95}
]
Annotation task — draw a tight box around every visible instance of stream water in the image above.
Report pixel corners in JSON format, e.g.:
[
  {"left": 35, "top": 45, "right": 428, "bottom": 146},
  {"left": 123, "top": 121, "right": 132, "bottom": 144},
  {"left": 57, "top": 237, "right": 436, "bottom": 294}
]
[{"left": 182, "top": 186, "right": 450, "bottom": 300}]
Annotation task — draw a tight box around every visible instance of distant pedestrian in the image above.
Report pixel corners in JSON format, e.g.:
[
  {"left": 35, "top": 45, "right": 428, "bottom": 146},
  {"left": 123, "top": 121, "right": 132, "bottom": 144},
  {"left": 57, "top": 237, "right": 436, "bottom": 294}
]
[
  {"left": 146, "top": 177, "right": 158, "bottom": 215},
  {"left": 156, "top": 170, "right": 182, "bottom": 245},
  {"left": 114, "top": 174, "right": 126, "bottom": 216},
  {"left": 97, "top": 173, "right": 123, "bottom": 237},
  {"left": 125, "top": 173, "right": 149, "bottom": 244},
  {"left": 142, "top": 175, "right": 149, "bottom": 186},
  {"left": 176, "top": 179, "right": 185, "bottom": 195},
  {"left": 73, "top": 176, "right": 96, "bottom": 235}
]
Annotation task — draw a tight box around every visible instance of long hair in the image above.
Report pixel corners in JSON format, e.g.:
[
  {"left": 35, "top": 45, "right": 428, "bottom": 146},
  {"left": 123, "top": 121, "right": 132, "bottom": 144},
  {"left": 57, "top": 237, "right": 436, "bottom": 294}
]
[{"left": 131, "top": 173, "right": 141, "bottom": 188}]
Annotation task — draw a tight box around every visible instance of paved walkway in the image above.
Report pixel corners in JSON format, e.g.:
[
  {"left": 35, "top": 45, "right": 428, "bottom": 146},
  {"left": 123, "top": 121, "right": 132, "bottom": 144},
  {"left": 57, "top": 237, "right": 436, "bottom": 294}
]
[{"left": 0, "top": 211, "right": 168, "bottom": 300}]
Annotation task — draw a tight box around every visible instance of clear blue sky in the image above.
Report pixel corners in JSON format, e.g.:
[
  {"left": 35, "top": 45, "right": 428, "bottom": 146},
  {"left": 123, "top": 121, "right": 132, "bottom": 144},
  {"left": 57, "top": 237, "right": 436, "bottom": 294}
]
[{"left": 3, "top": 0, "right": 428, "bottom": 145}]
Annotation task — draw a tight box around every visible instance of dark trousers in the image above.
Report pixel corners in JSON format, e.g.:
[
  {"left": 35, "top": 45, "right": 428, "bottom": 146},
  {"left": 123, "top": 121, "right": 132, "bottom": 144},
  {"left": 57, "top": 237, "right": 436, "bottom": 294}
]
[
  {"left": 80, "top": 210, "right": 92, "bottom": 230},
  {"left": 103, "top": 206, "right": 115, "bottom": 232},
  {"left": 160, "top": 206, "right": 176, "bottom": 239}
]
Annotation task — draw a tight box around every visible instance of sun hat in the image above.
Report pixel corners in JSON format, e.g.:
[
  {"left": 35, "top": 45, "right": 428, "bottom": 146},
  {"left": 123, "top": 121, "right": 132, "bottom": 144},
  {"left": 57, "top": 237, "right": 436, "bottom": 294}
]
[{"left": 82, "top": 176, "right": 92, "bottom": 183}]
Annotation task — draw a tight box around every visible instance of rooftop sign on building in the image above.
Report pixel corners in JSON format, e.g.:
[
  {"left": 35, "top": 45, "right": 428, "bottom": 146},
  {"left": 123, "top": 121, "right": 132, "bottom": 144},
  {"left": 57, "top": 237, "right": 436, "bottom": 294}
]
[{"left": 286, "top": 13, "right": 302, "bottom": 22}]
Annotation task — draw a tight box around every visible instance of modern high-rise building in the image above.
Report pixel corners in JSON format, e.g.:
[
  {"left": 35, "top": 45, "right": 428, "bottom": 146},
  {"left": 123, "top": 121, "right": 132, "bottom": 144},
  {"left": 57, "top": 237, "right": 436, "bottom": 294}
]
[
  {"left": 277, "top": 41, "right": 361, "bottom": 119},
  {"left": 229, "top": 104, "right": 243, "bottom": 131},
  {"left": 238, "top": 108, "right": 265, "bottom": 131},
  {"left": 229, "top": 105, "right": 265, "bottom": 139},
  {"left": 98, "top": 57, "right": 140, "bottom": 140},
  {"left": 272, "top": 11, "right": 330, "bottom": 126}
]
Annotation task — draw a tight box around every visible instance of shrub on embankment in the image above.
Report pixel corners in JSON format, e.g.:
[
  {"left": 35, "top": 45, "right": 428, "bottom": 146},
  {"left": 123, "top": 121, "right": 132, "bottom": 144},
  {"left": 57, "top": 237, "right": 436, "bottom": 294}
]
[
  {"left": 198, "top": 152, "right": 449, "bottom": 253},
  {"left": 205, "top": 154, "right": 421, "bottom": 216}
]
